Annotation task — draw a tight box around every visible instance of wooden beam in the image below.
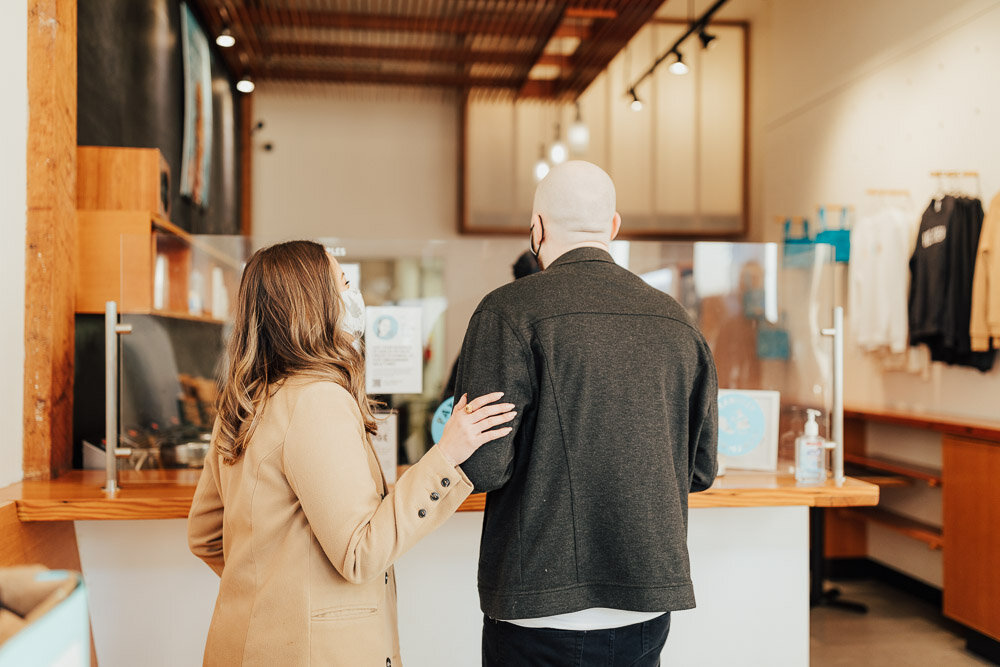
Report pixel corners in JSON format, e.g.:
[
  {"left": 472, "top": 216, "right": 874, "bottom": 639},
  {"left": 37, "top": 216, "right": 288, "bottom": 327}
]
[
  {"left": 552, "top": 24, "right": 593, "bottom": 39},
  {"left": 25, "top": 0, "right": 77, "bottom": 481},
  {"left": 240, "top": 7, "right": 560, "bottom": 36},
  {"left": 257, "top": 67, "right": 523, "bottom": 89},
  {"left": 564, "top": 8, "right": 618, "bottom": 20},
  {"left": 259, "top": 41, "right": 533, "bottom": 66}
]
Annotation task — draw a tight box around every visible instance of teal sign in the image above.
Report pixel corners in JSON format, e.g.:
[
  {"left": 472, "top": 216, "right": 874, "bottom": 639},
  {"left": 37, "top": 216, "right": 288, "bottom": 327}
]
[{"left": 431, "top": 396, "right": 454, "bottom": 443}]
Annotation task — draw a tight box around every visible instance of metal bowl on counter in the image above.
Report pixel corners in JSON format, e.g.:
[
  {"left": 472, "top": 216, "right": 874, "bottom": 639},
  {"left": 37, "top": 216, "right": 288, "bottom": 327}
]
[{"left": 174, "top": 440, "right": 210, "bottom": 467}]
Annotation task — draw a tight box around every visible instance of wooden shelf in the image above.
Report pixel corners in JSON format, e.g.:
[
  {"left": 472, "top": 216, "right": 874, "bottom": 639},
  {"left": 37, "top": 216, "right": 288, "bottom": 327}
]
[
  {"left": 843, "top": 453, "right": 942, "bottom": 487},
  {"left": 837, "top": 506, "right": 943, "bottom": 550},
  {"left": 846, "top": 406, "right": 1000, "bottom": 443},
  {"left": 152, "top": 216, "right": 243, "bottom": 270}
]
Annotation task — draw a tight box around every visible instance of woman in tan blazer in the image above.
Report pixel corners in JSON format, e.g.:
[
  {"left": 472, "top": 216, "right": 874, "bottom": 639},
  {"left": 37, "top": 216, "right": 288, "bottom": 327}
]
[{"left": 188, "top": 241, "right": 515, "bottom": 666}]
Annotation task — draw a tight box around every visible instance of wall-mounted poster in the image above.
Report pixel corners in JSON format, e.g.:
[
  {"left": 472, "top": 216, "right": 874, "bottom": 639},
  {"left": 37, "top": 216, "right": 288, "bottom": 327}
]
[
  {"left": 365, "top": 306, "right": 423, "bottom": 395},
  {"left": 180, "top": 3, "right": 213, "bottom": 207}
]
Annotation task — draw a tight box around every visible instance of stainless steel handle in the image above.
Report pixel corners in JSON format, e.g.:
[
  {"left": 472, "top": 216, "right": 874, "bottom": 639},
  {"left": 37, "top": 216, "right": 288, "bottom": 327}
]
[
  {"left": 821, "top": 306, "right": 845, "bottom": 485},
  {"left": 104, "top": 301, "right": 132, "bottom": 497}
]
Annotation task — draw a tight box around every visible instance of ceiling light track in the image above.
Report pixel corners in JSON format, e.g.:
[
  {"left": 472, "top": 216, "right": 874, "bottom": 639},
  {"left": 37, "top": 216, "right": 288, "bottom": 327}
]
[{"left": 624, "top": 0, "right": 730, "bottom": 101}]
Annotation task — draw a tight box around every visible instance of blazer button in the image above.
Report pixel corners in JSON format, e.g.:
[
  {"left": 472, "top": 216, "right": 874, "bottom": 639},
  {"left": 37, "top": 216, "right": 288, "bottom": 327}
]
[
  {"left": 387, "top": 659, "right": 391, "bottom": 667},
  {"left": 418, "top": 509, "right": 427, "bottom": 518},
  {"left": 430, "top": 492, "right": 440, "bottom": 501},
  {"left": 441, "top": 477, "right": 451, "bottom": 487},
  {"left": 385, "top": 572, "right": 389, "bottom": 584}
]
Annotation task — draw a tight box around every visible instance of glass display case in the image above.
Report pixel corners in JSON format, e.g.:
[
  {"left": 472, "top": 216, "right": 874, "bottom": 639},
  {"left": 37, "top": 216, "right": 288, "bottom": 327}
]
[{"left": 100, "top": 235, "right": 836, "bottom": 475}]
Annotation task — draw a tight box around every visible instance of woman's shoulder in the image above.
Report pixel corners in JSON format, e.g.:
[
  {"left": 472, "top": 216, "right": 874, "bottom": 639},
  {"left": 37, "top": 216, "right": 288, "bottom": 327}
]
[{"left": 276, "top": 376, "right": 358, "bottom": 415}]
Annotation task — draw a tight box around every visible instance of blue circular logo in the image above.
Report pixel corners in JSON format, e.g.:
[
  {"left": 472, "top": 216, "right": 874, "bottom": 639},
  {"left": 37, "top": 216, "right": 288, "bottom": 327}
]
[
  {"left": 718, "top": 393, "right": 766, "bottom": 456},
  {"left": 374, "top": 315, "right": 399, "bottom": 340},
  {"left": 431, "top": 396, "right": 454, "bottom": 444}
]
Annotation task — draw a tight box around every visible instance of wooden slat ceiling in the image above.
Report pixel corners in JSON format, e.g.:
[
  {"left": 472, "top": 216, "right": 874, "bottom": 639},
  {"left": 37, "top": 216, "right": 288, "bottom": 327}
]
[{"left": 189, "top": 0, "right": 668, "bottom": 100}]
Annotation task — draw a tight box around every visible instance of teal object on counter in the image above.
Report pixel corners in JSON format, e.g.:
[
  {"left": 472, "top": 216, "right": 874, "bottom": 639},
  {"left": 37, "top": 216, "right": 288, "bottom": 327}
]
[
  {"left": 431, "top": 396, "right": 454, "bottom": 444},
  {"left": 0, "top": 571, "right": 89, "bottom": 667}
]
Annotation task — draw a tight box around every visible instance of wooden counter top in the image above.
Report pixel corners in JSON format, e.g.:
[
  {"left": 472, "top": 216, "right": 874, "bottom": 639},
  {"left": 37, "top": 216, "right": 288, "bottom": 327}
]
[{"left": 1, "top": 469, "right": 877, "bottom": 522}]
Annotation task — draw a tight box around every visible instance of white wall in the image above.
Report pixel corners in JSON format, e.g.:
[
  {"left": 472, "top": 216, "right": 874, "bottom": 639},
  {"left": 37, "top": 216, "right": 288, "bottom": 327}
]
[
  {"left": 0, "top": 3, "right": 27, "bottom": 486},
  {"left": 252, "top": 83, "right": 461, "bottom": 242},
  {"left": 760, "top": 0, "right": 1000, "bottom": 586}
]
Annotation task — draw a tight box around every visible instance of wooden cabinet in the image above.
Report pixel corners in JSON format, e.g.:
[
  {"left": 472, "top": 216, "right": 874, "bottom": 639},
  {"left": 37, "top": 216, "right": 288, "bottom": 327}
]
[
  {"left": 943, "top": 435, "right": 1000, "bottom": 639},
  {"left": 75, "top": 146, "right": 240, "bottom": 322}
]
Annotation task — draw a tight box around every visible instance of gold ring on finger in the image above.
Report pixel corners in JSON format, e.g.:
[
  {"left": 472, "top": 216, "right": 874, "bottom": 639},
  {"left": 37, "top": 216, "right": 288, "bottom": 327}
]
[{"left": 465, "top": 405, "right": 475, "bottom": 414}]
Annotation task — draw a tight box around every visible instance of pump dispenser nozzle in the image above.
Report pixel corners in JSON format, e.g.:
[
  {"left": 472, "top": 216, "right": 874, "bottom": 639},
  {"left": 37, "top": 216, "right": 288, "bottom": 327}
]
[{"left": 804, "top": 409, "right": 821, "bottom": 437}]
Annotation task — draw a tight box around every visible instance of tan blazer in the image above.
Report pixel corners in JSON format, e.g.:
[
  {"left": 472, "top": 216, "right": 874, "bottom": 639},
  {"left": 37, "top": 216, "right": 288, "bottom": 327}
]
[
  {"left": 971, "top": 192, "right": 1000, "bottom": 351},
  {"left": 188, "top": 377, "right": 473, "bottom": 666}
]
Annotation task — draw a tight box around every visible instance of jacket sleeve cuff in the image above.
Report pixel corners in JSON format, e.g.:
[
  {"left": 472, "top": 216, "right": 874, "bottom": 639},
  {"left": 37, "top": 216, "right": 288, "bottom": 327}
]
[
  {"left": 418, "top": 444, "right": 475, "bottom": 497},
  {"left": 970, "top": 334, "right": 991, "bottom": 352}
]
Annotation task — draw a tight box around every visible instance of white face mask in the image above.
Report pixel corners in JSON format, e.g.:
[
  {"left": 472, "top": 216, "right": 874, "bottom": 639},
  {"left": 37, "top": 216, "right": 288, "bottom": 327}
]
[{"left": 339, "top": 285, "right": 366, "bottom": 342}]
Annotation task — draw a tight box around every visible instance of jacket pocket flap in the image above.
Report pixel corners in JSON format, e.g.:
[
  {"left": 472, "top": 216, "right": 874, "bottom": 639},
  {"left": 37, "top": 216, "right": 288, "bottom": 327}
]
[{"left": 310, "top": 605, "right": 378, "bottom": 621}]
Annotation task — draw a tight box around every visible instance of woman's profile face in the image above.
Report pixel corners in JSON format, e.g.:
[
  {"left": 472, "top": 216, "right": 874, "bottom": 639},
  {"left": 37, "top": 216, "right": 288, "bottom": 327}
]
[{"left": 328, "top": 255, "right": 349, "bottom": 293}]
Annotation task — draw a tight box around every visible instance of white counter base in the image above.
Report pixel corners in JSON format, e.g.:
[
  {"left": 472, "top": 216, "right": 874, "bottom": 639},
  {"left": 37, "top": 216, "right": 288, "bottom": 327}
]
[{"left": 76, "top": 505, "right": 808, "bottom": 666}]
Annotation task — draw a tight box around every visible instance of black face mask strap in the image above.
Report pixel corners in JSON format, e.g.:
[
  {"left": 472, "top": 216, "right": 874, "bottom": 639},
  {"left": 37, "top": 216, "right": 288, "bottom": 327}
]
[{"left": 530, "top": 217, "right": 544, "bottom": 257}]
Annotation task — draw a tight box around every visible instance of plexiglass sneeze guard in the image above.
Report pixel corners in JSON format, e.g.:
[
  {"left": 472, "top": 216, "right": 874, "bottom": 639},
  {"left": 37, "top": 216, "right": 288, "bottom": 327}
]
[{"left": 113, "top": 233, "right": 835, "bottom": 476}]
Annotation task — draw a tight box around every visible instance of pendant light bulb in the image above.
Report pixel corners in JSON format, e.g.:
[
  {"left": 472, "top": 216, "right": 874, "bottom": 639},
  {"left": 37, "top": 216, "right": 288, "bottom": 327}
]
[
  {"left": 236, "top": 76, "right": 255, "bottom": 93},
  {"left": 668, "top": 51, "right": 689, "bottom": 76},
  {"left": 628, "top": 88, "right": 643, "bottom": 112},
  {"left": 533, "top": 143, "right": 550, "bottom": 182},
  {"left": 548, "top": 123, "right": 567, "bottom": 165},
  {"left": 549, "top": 141, "right": 568, "bottom": 165},
  {"left": 216, "top": 27, "right": 236, "bottom": 48},
  {"left": 568, "top": 102, "right": 590, "bottom": 153}
]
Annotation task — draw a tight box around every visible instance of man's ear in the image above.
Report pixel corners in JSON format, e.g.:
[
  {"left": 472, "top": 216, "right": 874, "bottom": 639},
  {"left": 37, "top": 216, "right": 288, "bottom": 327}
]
[
  {"left": 530, "top": 213, "right": 543, "bottom": 244},
  {"left": 610, "top": 212, "right": 622, "bottom": 241}
]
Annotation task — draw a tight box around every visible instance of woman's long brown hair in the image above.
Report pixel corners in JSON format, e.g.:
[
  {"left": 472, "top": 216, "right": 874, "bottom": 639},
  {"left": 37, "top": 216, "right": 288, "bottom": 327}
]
[{"left": 215, "top": 240, "right": 378, "bottom": 464}]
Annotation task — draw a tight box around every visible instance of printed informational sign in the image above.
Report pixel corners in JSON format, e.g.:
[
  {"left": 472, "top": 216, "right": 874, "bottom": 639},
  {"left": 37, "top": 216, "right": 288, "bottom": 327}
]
[
  {"left": 372, "top": 411, "right": 398, "bottom": 484},
  {"left": 431, "top": 396, "right": 454, "bottom": 444},
  {"left": 365, "top": 306, "right": 423, "bottom": 394},
  {"left": 717, "top": 389, "right": 780, "bottom": 471}
]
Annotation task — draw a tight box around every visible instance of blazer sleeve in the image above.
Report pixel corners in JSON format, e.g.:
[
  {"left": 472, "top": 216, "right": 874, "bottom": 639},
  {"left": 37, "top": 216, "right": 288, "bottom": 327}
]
[
  {"left": 188, "top": 426, "right": 226, "bottom": 577},
  {"left": 970, "top": 204, "right": 995, "bottom": 351},
  {"left": 688, "top": 343, "right": 719, "bottom": 493},
  {"left": 282, "top": 383, "right": 474, "bottom": 585},
  {"left": 453, "top": 308, "right": 534, "bottom": 493}
]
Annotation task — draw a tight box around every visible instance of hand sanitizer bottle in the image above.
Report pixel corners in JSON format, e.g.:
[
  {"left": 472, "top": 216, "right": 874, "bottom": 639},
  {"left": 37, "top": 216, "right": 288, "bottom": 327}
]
[{"left": 795, "top": 409, "right": 826, "bottom": 484}]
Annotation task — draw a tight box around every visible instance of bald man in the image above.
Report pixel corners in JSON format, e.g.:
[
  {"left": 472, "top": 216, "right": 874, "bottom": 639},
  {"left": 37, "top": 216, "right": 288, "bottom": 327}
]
[{"left": 454, "top": 161, "right": 718, "bottom": 666}]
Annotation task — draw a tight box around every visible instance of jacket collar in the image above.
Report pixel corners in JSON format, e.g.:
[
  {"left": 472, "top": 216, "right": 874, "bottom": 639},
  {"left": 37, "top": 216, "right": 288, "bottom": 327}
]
[{"left": 546, "top": 246, "right": 615, "bottom": 269}]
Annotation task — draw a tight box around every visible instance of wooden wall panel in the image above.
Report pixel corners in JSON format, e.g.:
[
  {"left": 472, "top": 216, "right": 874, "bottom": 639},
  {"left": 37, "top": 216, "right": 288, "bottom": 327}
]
[
  {"left": 24, "top": 0, "right": 77, "bottom": 480},
  {"left": 239, "top": 93, "right": 253, "bottom": 236},
  {"left": 943, "top": 436, "right": 1000, "bottom": 640},
  {"left": 825, "top": 416, "right": 868, "bottom": 557}
]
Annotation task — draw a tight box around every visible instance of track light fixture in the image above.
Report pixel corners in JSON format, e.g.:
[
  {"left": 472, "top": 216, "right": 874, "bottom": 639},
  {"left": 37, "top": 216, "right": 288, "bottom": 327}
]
[
  {"left": 628, "top": 88, "right": 643, "bottom": 112},
  {"left": 668, "top": 51, "right": 689, "bottom": 76},
  {"left": 698, "top": 28, "right": 717, "bottom": 50},
  {"left": 216, "top": 27, "right": 235, "bottom": 48},
  {"left": 623, "top": 0, "right": 731, "bottom": 102}
]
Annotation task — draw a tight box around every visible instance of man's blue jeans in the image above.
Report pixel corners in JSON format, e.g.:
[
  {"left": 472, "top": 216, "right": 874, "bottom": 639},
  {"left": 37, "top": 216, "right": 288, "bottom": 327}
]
[{"left": 482, "top": 612, "right": 671, "bottom": 666}]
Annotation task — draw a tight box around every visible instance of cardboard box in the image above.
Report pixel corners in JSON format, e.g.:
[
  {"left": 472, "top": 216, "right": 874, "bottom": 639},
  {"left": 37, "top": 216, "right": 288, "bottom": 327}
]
[{"left": 0, "top": 567, "right": 89, "bottom": 666}]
